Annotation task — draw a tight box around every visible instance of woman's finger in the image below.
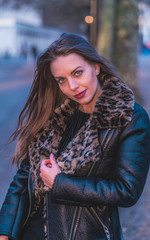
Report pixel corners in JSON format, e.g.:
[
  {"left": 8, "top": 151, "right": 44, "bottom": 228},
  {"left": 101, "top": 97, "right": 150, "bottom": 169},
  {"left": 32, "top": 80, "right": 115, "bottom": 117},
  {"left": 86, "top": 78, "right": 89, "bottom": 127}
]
[
  {"left": 41, "top": 159, "right": 51, "bottom": 166},
  {"left": 50, "top": 153, "right": 57, "bottom": 164}
]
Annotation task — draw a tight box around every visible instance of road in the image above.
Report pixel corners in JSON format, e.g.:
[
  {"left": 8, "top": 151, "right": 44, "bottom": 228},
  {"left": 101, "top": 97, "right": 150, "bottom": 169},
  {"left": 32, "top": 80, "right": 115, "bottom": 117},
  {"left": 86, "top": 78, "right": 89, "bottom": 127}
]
[
  {"left": 0, "top": 58, "right": 34, "bottom": 204},
  {"left": 0, "top": 55, "right": 150, "bottom": 239}
]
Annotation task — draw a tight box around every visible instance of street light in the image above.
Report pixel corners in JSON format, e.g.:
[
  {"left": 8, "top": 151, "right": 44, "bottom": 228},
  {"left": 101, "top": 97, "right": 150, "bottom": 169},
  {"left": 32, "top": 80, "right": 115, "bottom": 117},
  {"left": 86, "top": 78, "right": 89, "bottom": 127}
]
[{"left": 85, "top": 15, "right": 94, "bottom": 24}]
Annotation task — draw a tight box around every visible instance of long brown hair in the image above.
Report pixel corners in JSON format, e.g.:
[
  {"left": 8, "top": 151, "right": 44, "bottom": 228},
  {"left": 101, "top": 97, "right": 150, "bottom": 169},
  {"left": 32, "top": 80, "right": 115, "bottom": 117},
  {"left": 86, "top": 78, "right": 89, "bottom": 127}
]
[{"left": 10, "top": 33, "right": 119, "bottom": 165}]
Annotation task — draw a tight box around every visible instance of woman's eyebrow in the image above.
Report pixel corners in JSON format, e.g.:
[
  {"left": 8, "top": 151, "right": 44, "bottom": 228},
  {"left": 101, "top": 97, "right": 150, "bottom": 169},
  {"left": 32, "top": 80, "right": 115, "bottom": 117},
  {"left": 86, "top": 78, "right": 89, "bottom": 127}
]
[
  {"left": 71, "top": 66, "right": 83, "bottom": 75},
  {"left": 54, "top": 66, "right": 83, "bottom": 79},
  {"left": 55, "top": 76, "right": 64, "bottom": 80}
]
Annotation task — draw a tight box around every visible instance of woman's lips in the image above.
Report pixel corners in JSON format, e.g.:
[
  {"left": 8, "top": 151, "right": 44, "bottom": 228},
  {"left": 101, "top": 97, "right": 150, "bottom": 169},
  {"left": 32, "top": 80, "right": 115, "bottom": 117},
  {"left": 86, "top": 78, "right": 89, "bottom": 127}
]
[{"left": 74, "top": 90, "right": 86, "bottom": 99}]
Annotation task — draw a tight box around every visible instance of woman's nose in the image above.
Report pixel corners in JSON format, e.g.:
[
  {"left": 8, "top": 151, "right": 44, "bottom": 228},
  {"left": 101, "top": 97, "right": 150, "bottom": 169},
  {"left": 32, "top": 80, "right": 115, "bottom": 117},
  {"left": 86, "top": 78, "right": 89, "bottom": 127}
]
[{"left": 68, "top": 78, "right": 79, "bottom": 90}]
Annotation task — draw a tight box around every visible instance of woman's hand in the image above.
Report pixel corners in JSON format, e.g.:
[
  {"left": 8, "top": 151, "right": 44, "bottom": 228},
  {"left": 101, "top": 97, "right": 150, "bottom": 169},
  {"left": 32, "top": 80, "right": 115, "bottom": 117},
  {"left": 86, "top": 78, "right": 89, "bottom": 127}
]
[
  {"left": 0, "top": 236, "right": 8, "bottom": 240},
  {"left": 40, "top": 153, "right": 61, "bottom": 189}
]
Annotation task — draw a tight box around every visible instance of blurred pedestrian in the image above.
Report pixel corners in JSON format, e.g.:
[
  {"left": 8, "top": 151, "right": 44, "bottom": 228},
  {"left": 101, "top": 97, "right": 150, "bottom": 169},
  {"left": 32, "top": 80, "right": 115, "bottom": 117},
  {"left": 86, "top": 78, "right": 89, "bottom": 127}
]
[
  {"left": 20, "top": 42, "right": 28, "bottom": 59},
  {"left": 30, "top": 45, "right": 38, "bottom": 63},
  {"left": 0, "top": 33, "right": 150, "bottom": 240}
]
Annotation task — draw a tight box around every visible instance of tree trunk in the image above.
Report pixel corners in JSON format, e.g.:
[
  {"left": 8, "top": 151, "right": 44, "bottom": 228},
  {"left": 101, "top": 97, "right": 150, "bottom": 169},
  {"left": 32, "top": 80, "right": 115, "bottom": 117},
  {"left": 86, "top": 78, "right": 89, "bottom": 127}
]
[
  {"left": 111, "top": 0, "right": 139, "bottom": 96},
  {"left": 97, "top": 0, "right": 114, "bottom": 58}
]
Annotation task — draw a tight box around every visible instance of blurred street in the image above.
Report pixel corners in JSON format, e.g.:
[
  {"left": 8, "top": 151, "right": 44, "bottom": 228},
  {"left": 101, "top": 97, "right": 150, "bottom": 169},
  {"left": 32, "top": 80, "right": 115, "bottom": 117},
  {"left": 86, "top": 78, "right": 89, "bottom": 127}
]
[
  {"left": 0, "top": 54, "right": 150, "bottom": 239},
  {"left": 0, "top": 57, "right": 34, "bottom": 205}
]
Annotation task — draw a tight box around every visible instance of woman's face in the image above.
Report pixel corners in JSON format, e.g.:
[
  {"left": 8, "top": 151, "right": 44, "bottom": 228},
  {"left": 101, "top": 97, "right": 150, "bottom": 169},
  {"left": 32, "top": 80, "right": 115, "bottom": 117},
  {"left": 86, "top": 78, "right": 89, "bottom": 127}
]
[{"left": 50, "top": 53, "right": 101, "bottom": 112}]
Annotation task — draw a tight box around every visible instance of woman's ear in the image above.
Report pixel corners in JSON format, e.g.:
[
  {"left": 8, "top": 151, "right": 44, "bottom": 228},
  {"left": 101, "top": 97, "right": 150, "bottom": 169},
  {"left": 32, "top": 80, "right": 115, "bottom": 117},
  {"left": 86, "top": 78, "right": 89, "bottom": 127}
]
[{"left": 95, "top": 64, "right": 100, "bottom": 75}]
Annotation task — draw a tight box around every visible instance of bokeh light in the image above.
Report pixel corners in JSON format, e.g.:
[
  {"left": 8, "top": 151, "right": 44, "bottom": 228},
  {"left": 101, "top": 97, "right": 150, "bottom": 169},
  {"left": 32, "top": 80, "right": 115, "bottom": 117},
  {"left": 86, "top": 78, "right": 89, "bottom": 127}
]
[{"left": 84, "top": 15, "right": 94, "bottom": 24}]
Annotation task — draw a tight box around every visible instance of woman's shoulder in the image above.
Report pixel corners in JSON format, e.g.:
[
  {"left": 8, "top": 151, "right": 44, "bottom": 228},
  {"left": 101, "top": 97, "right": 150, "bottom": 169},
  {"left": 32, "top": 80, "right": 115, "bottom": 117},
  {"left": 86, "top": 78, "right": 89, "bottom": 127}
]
[
  {"left": 133, "top": 102, "right": 150, "bottom": 119},
  {"left": 119, "top": 102, "right": 150, "bottom": 146},
  {"left": 125, "top": 102, "right": 150, "bottom": 132}
]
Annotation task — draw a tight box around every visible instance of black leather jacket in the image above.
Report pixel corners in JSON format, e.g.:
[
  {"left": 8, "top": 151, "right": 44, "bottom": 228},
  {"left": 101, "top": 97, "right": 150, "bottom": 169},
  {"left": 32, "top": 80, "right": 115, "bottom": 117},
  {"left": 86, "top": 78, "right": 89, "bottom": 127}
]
[{"left": 0, "top": 103, "right": 150, "bottom": 240}]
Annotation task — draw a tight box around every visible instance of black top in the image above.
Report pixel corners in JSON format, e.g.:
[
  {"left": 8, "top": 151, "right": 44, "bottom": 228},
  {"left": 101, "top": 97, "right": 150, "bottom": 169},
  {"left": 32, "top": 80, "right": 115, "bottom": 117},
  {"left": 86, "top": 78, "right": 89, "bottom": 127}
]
[{"left": 57, "top": 109, "right": 90, "bottom": 157}]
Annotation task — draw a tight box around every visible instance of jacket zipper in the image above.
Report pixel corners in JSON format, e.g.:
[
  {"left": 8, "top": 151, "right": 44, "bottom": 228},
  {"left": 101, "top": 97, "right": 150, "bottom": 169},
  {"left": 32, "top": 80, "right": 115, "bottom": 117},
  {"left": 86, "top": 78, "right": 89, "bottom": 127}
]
[
  {"left": 95, "top": 128, "right": 115, "bottom": 175},
  {"left": 68, "top": 128, "right": 114, "bottom": 240},
  {"left": 87, "top": 129, "right": 112, "bottom": 177},
  {"left": 46, "top": 199, "right": 82, "bottom": 240},
  {"left": 46, "top": 192, "right": 50, "bottom": 240},
  {"left": 45, "top": 129, "right": 114, "bottom": 240},
  {"left": 90, "top": 207, "right": 111, "bottom": 240},
  {"left": 23, "top": 172, "right": 32, "bottom": 227},
  {"left": 101, "top": 128, "right": 114, "bottom": 152},
  {"left": 69, "top": 207, "right": 82, "bottom": 240}
]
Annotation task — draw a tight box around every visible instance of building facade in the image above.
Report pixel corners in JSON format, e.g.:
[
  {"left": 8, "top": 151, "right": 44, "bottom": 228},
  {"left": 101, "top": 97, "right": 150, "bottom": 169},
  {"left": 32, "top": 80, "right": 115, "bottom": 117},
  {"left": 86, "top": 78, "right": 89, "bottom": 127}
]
[{"left": 0, "top": 17, "right": 62, "bottom": 58}]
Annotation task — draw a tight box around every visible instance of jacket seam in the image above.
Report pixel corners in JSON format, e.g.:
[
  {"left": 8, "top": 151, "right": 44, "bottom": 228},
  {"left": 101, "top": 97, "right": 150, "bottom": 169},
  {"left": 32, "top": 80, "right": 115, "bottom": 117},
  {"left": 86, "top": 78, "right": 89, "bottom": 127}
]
[{"left": 10, "top": 194, "right": 22, "bottom": 238}]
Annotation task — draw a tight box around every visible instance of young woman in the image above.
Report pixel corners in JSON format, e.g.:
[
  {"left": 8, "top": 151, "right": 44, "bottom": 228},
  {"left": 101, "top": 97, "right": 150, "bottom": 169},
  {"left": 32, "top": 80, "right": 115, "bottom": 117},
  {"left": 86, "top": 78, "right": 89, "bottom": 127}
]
[{"left": 0, "top": 33, "right": 150, "bottom": 240}]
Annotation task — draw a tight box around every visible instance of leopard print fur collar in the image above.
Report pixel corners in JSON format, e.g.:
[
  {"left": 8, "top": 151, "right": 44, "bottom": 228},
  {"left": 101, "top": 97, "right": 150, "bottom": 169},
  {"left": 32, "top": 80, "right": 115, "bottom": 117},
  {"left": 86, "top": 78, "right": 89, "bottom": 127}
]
[{"left": 28, "top": 76, "right": 134, "bottom": 198}]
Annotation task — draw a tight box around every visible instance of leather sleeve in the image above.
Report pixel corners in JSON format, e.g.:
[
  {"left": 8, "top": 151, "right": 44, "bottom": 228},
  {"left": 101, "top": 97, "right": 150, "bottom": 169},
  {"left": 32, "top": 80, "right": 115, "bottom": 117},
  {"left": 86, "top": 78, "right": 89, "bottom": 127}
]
[
  {"left": 51, "top": 107, "right": 150, "bottom": 208},
  {"left": 0, "top": 157, "right": 30, "bottom": 239}
]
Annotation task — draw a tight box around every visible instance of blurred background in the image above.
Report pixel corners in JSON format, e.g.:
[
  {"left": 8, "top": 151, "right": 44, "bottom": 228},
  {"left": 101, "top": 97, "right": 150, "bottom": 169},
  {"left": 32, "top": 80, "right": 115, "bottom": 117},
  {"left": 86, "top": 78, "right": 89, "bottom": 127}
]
[{"left": 0, "top": 0, "right": 150, "bottom": 239}]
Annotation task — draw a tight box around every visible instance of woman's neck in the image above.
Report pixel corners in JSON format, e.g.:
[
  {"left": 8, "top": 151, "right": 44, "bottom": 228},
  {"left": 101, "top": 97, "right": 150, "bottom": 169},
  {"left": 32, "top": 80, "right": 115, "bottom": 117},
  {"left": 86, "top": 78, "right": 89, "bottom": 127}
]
[{"left": 79, "top": 85, "right": 102, "bottom": 113}]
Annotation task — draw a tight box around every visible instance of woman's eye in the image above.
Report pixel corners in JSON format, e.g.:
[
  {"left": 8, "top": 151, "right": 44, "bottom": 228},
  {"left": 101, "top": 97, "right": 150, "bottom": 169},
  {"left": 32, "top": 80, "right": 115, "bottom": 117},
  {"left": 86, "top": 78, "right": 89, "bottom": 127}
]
[
  {"left": 57, "top": 78, "right": 65, "bottom": 84},
  {"left": 75, "top": 70, "right": 83, "bottom": 76}
]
